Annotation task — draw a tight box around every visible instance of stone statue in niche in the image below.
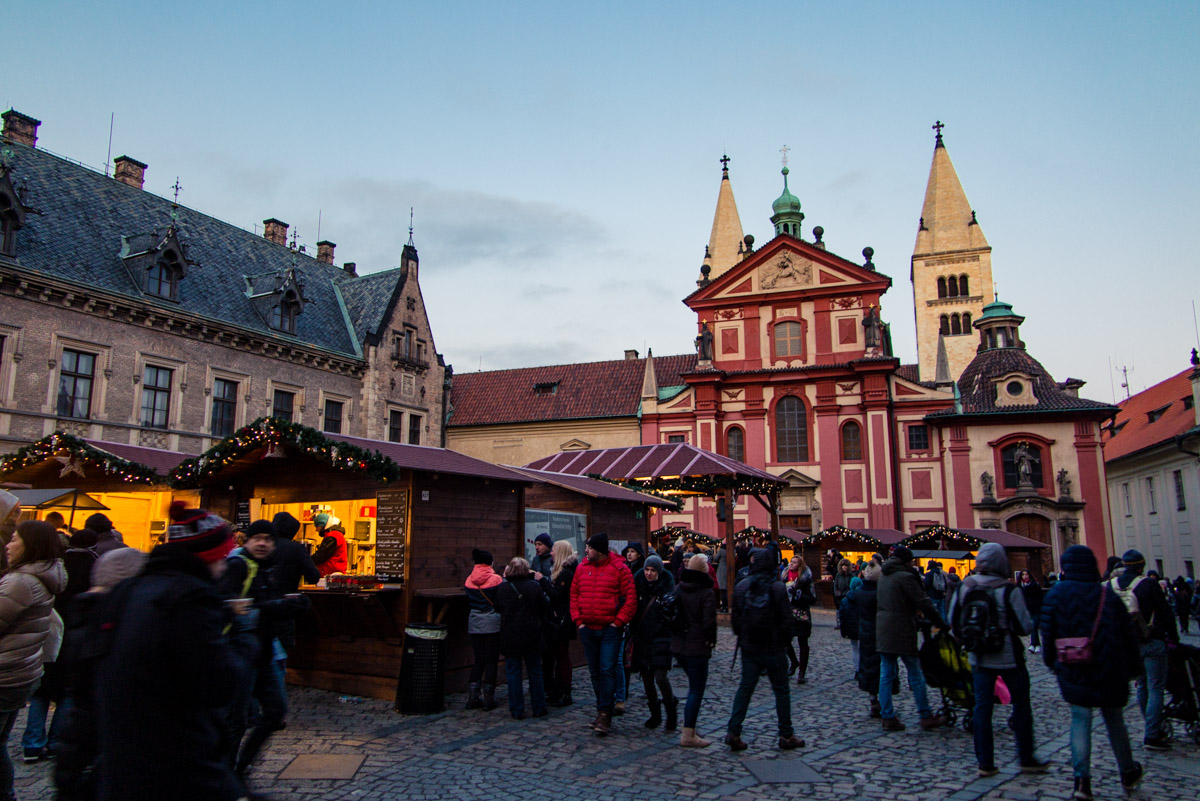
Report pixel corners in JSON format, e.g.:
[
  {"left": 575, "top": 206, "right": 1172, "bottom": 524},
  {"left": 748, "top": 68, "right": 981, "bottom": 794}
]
[
  {"left": 695, "top": 321, "right": 714, "bottom": 361},
  {"left": 980, "top": 471, "right": 995, "bottom": 499},
  {"left": 1015, "top": 442, "right": 1040, "bottom": 489},
  {"left": 1057, "top": 468, "right": 1072, "bottom": 499},
  {"left": 862, "top": 305, "right": 883, "bottom": 350}
]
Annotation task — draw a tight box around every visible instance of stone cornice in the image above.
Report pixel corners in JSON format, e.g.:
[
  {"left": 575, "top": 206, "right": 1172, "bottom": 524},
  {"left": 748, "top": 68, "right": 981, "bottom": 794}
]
[{"left": 0, "top": 264, "right": 366, "bottom": 377}]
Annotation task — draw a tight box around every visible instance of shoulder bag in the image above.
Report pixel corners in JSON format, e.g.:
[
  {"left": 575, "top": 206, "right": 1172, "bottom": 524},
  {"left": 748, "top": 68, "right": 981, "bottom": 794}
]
[{"left": 1055, "top": 585, "right": 1106, "bottom": 665}]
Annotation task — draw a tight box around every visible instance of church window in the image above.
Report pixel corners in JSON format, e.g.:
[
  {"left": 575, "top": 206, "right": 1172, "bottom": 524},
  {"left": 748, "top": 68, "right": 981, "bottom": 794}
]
[
  {"left": 961, "top": 311, "right": 971, "bottom": 330},
  {"left": 939, "top": 315, "right": 950, "bottom": 335},
  {"left": 907, "top": 424, "right": 930, "bottom": 452},
  {"left": 726, "top": 427, "right": 745, "bottom": 463},
  {"left": 145, "top": 249, "right": 182, "bottom": 300},
  {"left": 774, "top": 321, "right": 803, "bottom": 358},
  {"left": 959, "top": 274, "right": 969, "bottom": 296},
  {"left": 951, "top": 314, "right": 962, "bottom": 336},
  {"left": 775, "top": 395, "right": 809, "bottom": 462},
  {"left": 947, "top": 276, "right": 959, "bottom": 297},
  {"left": 841, "top": 421, "right": 863, "bottom": 460},
  {"left": 937, "top": 277, "right": 947, "bottom": 298},
  {"left": 1000, "top": 443, "right": 1043, "bottom": 490}
]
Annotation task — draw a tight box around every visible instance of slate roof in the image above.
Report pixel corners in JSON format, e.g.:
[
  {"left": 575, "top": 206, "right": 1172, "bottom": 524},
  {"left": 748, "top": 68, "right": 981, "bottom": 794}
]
[
  {"left": 1, "top": 141, "right": 402, "bottom": 359},
  {"left": 1103, "top": 367, "right": 1198, "bottom": 462},
  {"left": 338, "top": 268, "right": 407, "bottom": 345},
  {"left": 526, "top": 443, "right": 785, "bottom": 485},
  {"left": 328, "top": 434, "right": 536, "bottom": 483},
  {"left": 448, "top": 354, "right": 698, "bottom": 427},
  {"left": 928, "top": 347, "right": 1115, "bottom": 418}
]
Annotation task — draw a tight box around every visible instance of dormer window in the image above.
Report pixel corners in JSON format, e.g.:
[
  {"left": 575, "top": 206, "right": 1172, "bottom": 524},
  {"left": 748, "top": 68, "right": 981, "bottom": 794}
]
[
  {"left": 270, "top": 300, "right": 299, "bottom": 334},
  {"left": 1146, "top": 404, "right": 1171, "bottom": 423},
  {"left": 145, "top": 248, "right": 183, "bottom": 299},
  {"left": 533, "top": 381, "right": 559, "bottom": 396},
  {"left": 122, "top": 229, "right": 192, "bottom": 300},
  {"left": 245, "top": 267, "right": 307, "bottom": 334}
]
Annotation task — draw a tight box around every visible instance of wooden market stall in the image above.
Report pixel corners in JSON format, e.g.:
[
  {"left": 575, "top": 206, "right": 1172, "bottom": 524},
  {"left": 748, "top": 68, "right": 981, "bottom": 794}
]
[
  {"left": 0, "top": 433, "right": 186, "bottom": 548},
  {"left": 799, "top": 525, "right": 908, "bottom": 606},
  {"left": 897, "top": 525, "right": 1051, "bottom": 581}
]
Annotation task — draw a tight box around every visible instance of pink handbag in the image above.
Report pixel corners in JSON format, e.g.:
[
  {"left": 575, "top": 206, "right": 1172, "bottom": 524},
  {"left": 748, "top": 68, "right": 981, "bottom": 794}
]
[{"left": 1055, "top": 585, "right": 1106, "bottom": 665}]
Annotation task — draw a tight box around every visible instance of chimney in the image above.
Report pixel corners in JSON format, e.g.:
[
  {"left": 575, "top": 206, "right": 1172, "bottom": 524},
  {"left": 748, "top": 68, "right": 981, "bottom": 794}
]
[
  {"left": 624, "top": 349, "right": 639, "bottom": 360},
  {"left": 1, "top": 110, "right": 40, "bottom": 148},
  {"left": 342, "top": 261, "right": 357, "bottom": 276},
  {"left": 263, "top": 218, "right": 288, "bottom": 245},
  {"left": 113, "top": 156, "right": 147, "bottom": 189},
  {"left": 317, "top": 240, "right": 336, "bottom": 264}
]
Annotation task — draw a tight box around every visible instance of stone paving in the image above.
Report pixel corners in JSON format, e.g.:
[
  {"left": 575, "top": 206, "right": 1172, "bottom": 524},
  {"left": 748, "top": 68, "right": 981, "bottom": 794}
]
[{"left": 13, "top": 611, "right": 1200, "bottom": 800}]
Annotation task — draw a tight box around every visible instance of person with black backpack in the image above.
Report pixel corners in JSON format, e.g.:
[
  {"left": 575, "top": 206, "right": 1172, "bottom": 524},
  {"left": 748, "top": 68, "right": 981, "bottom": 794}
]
[
  {"left": 947, "top": 543, "right": 1048, "bottom": 778},
  {"left": 723, "top": 549, "right": 806, "bottom": 752}
]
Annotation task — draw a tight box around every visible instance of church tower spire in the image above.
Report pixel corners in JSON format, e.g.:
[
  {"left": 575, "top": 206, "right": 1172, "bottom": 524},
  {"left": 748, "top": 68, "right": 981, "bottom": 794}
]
[
  {"left": 702, "top": 154, "right": 745, "bottom": 282},
  {"left": 911, "top": 121, "right": 995, "bottom": 383}
]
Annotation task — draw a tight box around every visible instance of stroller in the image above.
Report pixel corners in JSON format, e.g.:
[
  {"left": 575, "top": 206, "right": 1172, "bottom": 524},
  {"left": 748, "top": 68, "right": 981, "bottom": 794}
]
[
  {"left": 1164, "top": 642, "right": 1200, "bottom": 745},
  {"left": 919, "top": 626, "right": 974, "bottom": 732}
]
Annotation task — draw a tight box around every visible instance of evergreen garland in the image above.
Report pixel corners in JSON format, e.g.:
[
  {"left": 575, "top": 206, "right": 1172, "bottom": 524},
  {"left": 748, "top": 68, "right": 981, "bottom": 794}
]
[
  {"left": 0, "top": 432, "right": 161, "bottom": 484},
  {"left": 801, "top": 524, "right": 884, "bottom": 549},
  {"left": 899, "top": 524, "right": 982, "bottom": 550}
]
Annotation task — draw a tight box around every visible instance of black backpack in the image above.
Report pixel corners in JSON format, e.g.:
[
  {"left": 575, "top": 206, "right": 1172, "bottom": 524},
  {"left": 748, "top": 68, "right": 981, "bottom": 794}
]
[
  {"left": 659, "top": 591, "right": 685, "bottom": 634},
  {"left": 742, "top": 577, "right": 776, "bottom": 646},
  {"left": 954, "top": 585, "right": 1012, "bottom": 654}
]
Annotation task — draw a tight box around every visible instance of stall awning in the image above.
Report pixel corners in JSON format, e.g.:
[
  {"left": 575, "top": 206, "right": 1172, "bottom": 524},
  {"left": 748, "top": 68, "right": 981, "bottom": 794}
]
[
  {"left": 10, "top": 489, "right": 109, "bottom": 510},
  {"left": 899, "top": 525, "right": 1050, "bottom": 550},
  {"left": 736, "top": 527, "right": 803, "bottom": 549},
  {"left": 911, "top": 549, "right": 974, "bottom": 560},
  {"left": 506, "top": 466, "right": 676, "bottom": 508},
  {"left": 801, "top": 525, "right": 905, "bottom": 550}
]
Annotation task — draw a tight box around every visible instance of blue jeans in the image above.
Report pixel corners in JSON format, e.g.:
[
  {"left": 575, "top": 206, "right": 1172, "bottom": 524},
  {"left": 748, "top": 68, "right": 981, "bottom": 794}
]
[
  {"left": 504, "top": 651, "right": 546, "bottom": 717},
  {"left": 615, "top": 629, "right": 627, "bottom": 703},
  {"left": 1136, "top": 640, "right": 1167, "bottom": 740},
  {"left": 236, "top": 660, "right": 289, "bottom": 772},
  {"left": 1070, "top": 705, "right": 1136, "bottom": 779},
  {"left": 679, "top": 655, "right": 710, "bottom": 729},
  {"left": 931, "top": 598, "right": 947, "bottom": 624},
  {"left": 21, "top": 691, "right": 70, "bottom": 753},
  {"left": 972, "top": 666, "right": 1034, "bottom": 767},
  {"left": 878, "top": 652, "right": 932, "bottom": 720},
  {"left": 579, "top": 626, "right": 622, "bottom": 712},
  {"left": 726, "top": 650, "right": 793, "bottom": 738}
]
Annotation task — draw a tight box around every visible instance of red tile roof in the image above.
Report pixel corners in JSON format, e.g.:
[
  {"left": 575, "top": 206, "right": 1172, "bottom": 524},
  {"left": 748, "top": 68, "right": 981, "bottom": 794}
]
[
  {"left": 1103, "top": 367, "right": 1197, "bottom": 462},
  {"left": 527, "top": 443, "right": 785, "bottom": 485},
  {"left": 448, "top": 354, "right": 697, "bottom": 427},
  {"left": 929, "top": 347, "right": 1115, "bottom": 418},
  {"left": 86, "top": 439, "right": 188, "bottom": 476},
  {"left": 895, "top": 364, "right": 921, "bottom": 383},
  {"left": 328, "top": 434, "right": 535, "bottom": 483}
]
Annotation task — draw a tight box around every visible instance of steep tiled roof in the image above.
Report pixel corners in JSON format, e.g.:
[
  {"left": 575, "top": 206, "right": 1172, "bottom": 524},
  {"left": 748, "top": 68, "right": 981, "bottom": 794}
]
[
  {"left": 2, "top": 142, "right": 401, "bottom": 359},
  {"left": 448, "top": 354, "right": 697, "bottom": 427},
  {"left": 896, "top": 364, "right": 921, "bottom": 383},
  {"left": 338, "top": 268, "right": 406, "bottom": 344},
  {"left": 1103, "top": 367, "right": 1197, "bottom": 462},
  {"left": 928, "top": 347, "right": 1115, "bottom": 418},
  {"left": 328, "top": 433, "right": 535, "bottom": 483},
  {"left": 527, "top": 443, "right": 785, "bottom": 484},
  {"left": 505, "top": 466, "right": 676, "bottom": 507}
]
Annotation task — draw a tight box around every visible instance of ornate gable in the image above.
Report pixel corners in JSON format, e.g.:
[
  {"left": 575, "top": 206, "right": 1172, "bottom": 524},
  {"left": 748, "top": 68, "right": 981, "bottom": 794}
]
[{"left": 244, "top": 266, "right": 309, "bottom": 334}]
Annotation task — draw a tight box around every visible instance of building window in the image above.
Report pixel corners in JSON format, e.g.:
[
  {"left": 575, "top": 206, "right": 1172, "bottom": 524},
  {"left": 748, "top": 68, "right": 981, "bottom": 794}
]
[
  {"left": 951, "top": 314, "right": 962, "bottom": 336},
  {"left": 146, "top": 262, "right": 173, "bottom": 299},
  {"left": 940, "top": 315, "right": 950, "bottom": 335},
  {"left": 774, "top": 321, "right": 803, "bottom": 358},
  {"left": 959, "top": 274, "right": 969, "bottom": 296},
  {"left": 727, "top": 427, "right": 744, "bottom": 463},
  {"left": 947, "top": 275, "right": 959, "bottom": 297},
  {"left": 1146, "top": 477, "right": 1157, "bottom": 514},
  {"left": 140, "top": 365, "right": 172, "bottom": 429},
  {"left": 323, "top": 400, "right": 344, "bottom": 434},
  {"left": 408, "top": 414, "right": 422, "bottom": 445},
  {"left": 1000, "top": 442, "right": 1043, "bottom": 489},
  {"left": 533, "top": 382, "right": 559, "bottom": 396},
  {"left": 272, "top": 389, "right": 294, "bottom": 422},
  {"left": 270, "top": 302, "right": 297, "bottom": 334},
  {"left": 1187, "top": 560, "right": 1194, "bottom": 580},
  {"left": 907, "top": 424, "right": 930, "bottom": 453},
  {"left": 1174, "top": 470, "right": 1187, "bottom": 511},
  {"left": 388, "top": 410, "right": 404, "bottom": 443},
  {"left": 775, "top": 395, "right": 809, "bottom": 462},
  {"left": 841, "top": 421, "right": 863, "bottom": 460},
  {"left": 961, "top": 311, "right": 972, "bottom": 330},
  {"left": 0, "top": 205, "right": 18, "bottom": 256},
  {"left": 57, "top": 349, "right": 95, "bottom": 419},
  {"left": 209, "top": 378, "right": 238, "bottom": 438},
  {"left": 667, "top": 434, "right": 686, "bottom": 444},
  {"left": 1122, "top": 482, "right": 1131, "bottom": 516},
  {"left": 937, "top": 276, "right": 947, "bottom": 299}
]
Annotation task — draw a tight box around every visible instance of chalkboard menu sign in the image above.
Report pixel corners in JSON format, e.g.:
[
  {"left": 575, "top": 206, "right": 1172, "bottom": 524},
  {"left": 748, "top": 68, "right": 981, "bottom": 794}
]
[
  {"left": 374, "top": 489, "right": 409, "bottom": 584},
  {"left": 234, "top": 500, "right": 251, "bottom": 529}
]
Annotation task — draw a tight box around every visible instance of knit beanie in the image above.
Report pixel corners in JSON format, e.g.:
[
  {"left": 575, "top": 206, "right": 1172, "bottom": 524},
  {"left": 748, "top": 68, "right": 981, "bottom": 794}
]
[
  {"left": 534, "top": 533, "right": 553, "bottom": 549},
  {"left": 166, "top": 501, "right": 235, "bottom": 564},
  {"left": 687, "top": 554, "right": 709, "bottom": 571},
  {"left": 92, "top": 547, "right": 148, "bottom": 589},
  {"left": 892, "top": 545, "right": 914, "bottom": 563},
  {"left": 1121, "top": 549, "right": 1146, "bottom": 568},
  {"left": 70, "top": 528, "right": 99, "bottom": 549},
  {"left": 85, "top": 513, "right": 113, "bottom": 533},
  {"left": 272, "top": 511, "right": 301, "bottom": 540},
  {"left": 644, "top": 554, "right": 664, "bottom": 573},
  {"left": 313, "top": 512, "right": 330, "bottom": 528},
  {"left": 472, "top": 548, "right": 493, "bottom": 566},
  {"left": 587, "top": 532, "right": 610, "bottom": 554},
  {"left": 245, "top": 519, "right": 276, "bottom": 539}
]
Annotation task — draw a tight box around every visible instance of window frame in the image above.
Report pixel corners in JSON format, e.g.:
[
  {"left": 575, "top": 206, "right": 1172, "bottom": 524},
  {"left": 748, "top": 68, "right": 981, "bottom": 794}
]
[
  {"left": 408, "top": 413, "right": 422, "bottom": 445},
  {"left": 840, "top": 420, "right": 863, "bottom": 461},
  {"left": 272, "top": 388, "right": 295, "bottom": 422},
  {"left": 726, "top": 426, "right": 745, "bottom": 463},
  {"left": 140, "top": 364, "right": 174, "bottom": 429},
  {"left": 1174, "top": 469, "right": 1187, "bottom": 511},
  {"left": 388, "top": 409, "right": 404, "bottom": 443},
  {"left": 906, "top": 423, "right": 931, "bottom": 454},
  {"left": 210, "top": 377, "right": 239, "bottom": 439},
  {"left": 774, "top": 394, "right": 810, "bottom": 463},
  {"left": 1146, "top": 477, "right": 1157, "bottom": 514},
  {"left": 57, "top": 348, "right": 96, "bottom": 419},
  {"left": 323, "top": 398, "right": 344, "bottom": 434},
  {"left": 773, "top": 320, "right": 804, "bottom": 359}
]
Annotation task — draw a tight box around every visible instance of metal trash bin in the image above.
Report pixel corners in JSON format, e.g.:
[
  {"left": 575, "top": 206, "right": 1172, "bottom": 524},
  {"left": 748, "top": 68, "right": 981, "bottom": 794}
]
[{"left": 396, "top": 623, "right": 448, "bottom": 714}]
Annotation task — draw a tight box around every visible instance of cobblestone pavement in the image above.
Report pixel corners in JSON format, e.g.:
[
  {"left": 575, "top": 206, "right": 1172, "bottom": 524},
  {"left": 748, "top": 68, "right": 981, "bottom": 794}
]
[{"left": 14, "top": 611, "right": 1200, "bottom": 800}]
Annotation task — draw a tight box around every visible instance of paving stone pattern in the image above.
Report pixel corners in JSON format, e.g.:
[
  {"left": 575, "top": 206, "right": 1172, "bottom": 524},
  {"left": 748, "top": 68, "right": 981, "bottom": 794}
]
[{"left": 13, "top": 611, "right": 1200, "bottom": 800}]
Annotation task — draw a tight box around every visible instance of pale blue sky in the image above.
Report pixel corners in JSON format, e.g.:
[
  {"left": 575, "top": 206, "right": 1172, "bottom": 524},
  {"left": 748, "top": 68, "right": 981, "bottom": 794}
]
[{"left": 7, "top": 1, "right": 1199, "bottom": 399}]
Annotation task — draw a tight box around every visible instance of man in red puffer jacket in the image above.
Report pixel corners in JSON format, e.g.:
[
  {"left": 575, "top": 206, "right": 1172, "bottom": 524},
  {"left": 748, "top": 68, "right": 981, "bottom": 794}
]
[{"left": 570, "top": 533, "right": 635, "bottom": 735}]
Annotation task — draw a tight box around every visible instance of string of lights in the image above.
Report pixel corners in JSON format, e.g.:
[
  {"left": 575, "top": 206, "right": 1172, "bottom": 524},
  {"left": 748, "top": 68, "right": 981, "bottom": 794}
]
[{"left": 0, "top": 432, "right": 161, "bottom": 484}]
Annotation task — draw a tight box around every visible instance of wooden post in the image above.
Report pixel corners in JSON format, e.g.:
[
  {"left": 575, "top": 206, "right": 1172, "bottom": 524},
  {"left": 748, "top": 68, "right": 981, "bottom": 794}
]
[
  {"left": 724, "top": 488, "right": 736, "bottom": 597},
  {"left": 770, "top": 488, "right": 780, "bottom": 545}
]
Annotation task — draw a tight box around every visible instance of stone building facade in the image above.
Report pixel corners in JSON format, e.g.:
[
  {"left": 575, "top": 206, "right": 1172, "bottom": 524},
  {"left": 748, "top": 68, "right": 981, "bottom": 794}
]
[{"left": 0, "top": 109, "right": 446, "bottom": 456}]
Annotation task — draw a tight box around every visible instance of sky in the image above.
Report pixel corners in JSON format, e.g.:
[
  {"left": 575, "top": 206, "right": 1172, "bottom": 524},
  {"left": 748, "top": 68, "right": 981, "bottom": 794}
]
[{"left": 7, "top": 1, "right": 1199, "bottom": 401}]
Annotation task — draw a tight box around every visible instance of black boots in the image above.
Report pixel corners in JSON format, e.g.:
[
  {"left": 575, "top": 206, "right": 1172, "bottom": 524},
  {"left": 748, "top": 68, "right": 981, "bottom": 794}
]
[
  {"left": 644, "top": 699, "right": 662, "bottom": 729},
  {"left": 664, "top": 696, "right": 679, "bottom": 732},
  {"left": 481, "top": 683, "right": 497, "bottom": 711},
  {"left": 466, "top": 682, "right": 482, "bottom": 710}
]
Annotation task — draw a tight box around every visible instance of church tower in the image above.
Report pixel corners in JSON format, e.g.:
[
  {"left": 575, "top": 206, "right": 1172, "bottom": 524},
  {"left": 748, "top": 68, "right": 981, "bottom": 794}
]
[
  {"left": 698, "top": 154, "right": 746, "bottom": 285},
  {"left": 912, "top": 122, "right": 994, "bottom": 382}
]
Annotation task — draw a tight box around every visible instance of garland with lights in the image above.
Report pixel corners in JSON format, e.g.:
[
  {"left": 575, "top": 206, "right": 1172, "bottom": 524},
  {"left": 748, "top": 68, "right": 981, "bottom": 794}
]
[
  {"left": 0, "top": 432, "right": 162, "bottom": 484},
  {"left": 582, "top": 474, "right": 682, "bottom": 511},
  {"left": 585, "top": 472, "right": 783, "bottom": 499},
  {"left": 170, "top": 417, "right": 402, "bottom": 488},
  {"left": 800, "top": 525, "right": 884, "bottom": 549},
  {"left": 650, "top": 526, "right": 720, "bottom": 548},
  {"left": 898, "top": 524, "right": 982, "bottom": 550},
  {"left": 735, "top": 526, "right": 802, "bottom": 549}
]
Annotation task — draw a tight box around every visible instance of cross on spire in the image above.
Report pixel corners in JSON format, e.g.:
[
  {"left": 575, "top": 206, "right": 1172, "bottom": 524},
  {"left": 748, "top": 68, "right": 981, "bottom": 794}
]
[
  {"left": 169, "top": 177, "right": 182, "bottom": 226},
  {"left": 407, "top": 207, "right": 415, "bottom": 246},
  {"left": 720, "top": 153, "right": 730, "bottom": 177},
  {"left": 933, "top": 120, "right": 945, "bottom": 146},
  {"left": 779, "top": 144, "right": 790, "bottom": 168}
]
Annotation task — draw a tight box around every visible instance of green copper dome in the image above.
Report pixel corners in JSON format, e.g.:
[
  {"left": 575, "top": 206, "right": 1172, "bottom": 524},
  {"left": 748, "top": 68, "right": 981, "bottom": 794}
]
[
  {"left": 978, "top": 299, "right": 1017, "bottom": 320},
  {"left": 770, "top": 167, "right": 804, "bottom": 237}
]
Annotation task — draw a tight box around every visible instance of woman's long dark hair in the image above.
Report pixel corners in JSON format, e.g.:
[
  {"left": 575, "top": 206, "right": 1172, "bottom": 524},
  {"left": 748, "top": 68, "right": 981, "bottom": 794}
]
[{"left": 9, "top": 520, "right": 64, "bottom": 570}]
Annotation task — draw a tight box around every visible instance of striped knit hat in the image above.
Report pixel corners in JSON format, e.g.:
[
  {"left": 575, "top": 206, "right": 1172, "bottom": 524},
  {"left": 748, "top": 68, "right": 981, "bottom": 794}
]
[{"left": 166, "top": 500, "right": 236, "bottom": 564}]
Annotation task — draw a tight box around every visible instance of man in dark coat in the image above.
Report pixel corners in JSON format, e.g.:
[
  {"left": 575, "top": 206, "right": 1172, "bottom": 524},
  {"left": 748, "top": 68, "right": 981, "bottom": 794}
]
[
  {"left": 93, "top": 504, "right": 251, "bottom": 801},
  {"left": 852, "top": 562, "right": 883, "bottom": 717},
  {"left": 1041, "top": 545, "right": 1143, "bottom": 798},
  {"left": 724, "top": 550, "right": 805, "bottom": 751},
  {"left": 876, "top": 546, "right": 948, "bottom": 732},
  {"left": 270, "top": 512, "right": 320, "bottom": 596},
  {"left": 631, "top": 555, "right": 676, "bottom": 731}
]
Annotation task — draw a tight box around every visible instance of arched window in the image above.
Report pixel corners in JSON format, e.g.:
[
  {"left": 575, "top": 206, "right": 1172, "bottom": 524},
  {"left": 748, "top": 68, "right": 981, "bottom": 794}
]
[
  {"left": 951, "top": 314, "right": 962, "bottom": 335},
  {"left": 937, "top": 276, "right": 947, "bottom": 298},
  {"left": 775, "top": 395, "right": 809, "bottom": 462},
  {"left": 841, "top": 420, "right": 862, "bottom": 460},
  {"left": 774, "top": 321, "right": 803, "bottom": 358},
  {"left": 726, "top": 427, "right": 745, "bottom": 463},
  {"left": 271, "top": 300, "right": 299, "bottom": 334},
  {"left": 145, "top": 250, "right": 182, "bottom": 300},
  {"left": 0, "top": 201, "right": 19, "bottom": 256},
  {"left": 940, "top": 315, "right": 950, "bottom": 335},
  {"left": 961, "top": 311, "right": 972, "bottom": 330},
  {"left": 959, "top": 274, "right": 969, "bottom": 296},
  {"left": 1001, "top": 443, "right": 1044, "bottom": 489},
  {"left": 948, "top": 275, "right": 959, "bottom": 297}
]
